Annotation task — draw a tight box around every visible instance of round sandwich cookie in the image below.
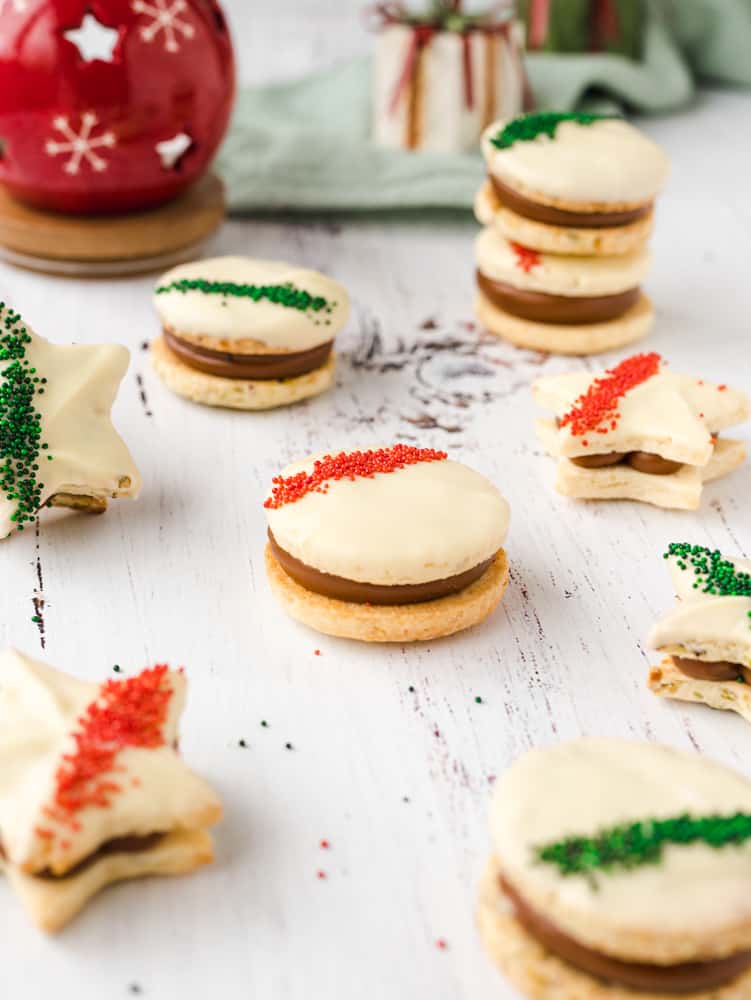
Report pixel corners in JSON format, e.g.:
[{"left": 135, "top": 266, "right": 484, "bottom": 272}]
[
  {"left": 475, "top": 226, "right": 653, "bottom": 355},
  {"left": 478, "top": 738, "right": 751, "bottom": 1000},
  {"left": 263, "top": 444, "right": 510, "bottom": 643},
  {"left": 150, "top": 256, "right": 349, "bottom": 410},
  {"left": 480, "top": 113, "right": 669, "bottom": 256}
]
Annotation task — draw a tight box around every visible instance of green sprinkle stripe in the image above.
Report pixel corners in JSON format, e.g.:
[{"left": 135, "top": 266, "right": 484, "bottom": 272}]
[
  {"left": 665, "top": 542, "right": 751, "bottom": 628},
  {"left": 537, "top": 812, "right": 751, "bottom": 877},
  {"left": 490, "top": 112, "right": 615, "bottom": 150},
  {"left": 0, "top": 305, "right": 51, "bottom": 531},
  {"left": 155, "top": 279, "right": 334, "bottom": 316}
]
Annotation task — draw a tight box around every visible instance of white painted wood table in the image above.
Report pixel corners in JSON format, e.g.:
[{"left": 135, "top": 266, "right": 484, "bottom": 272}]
[{"left": 2, "top": 3, "right": 751, "bottom": 995}]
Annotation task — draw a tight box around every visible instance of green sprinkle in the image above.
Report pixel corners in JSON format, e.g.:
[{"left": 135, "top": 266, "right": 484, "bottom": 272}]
[
  {"left": 0, "top": 305, "right": 51, "bottom": 530},
  {"left": 475, "top": 696, "right": 483, "bottom": 704},
  {"left": 665, "top": 544, "right": 751, "bottom": 625},
  {"left": 155, "top": 279, "right": 331, "bottom": 317},
  {"left": 260, "top": 720, "right": 268, "bottom": 728},
  {"left": 490, "top": 112, "right": 615, "bottom": 150},
  {"left": 538, "top": 812, "right": 751, "bottom": 877}
]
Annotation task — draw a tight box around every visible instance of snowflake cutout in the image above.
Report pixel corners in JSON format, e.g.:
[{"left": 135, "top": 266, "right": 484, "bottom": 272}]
[
  {"left": 44, "top": 112, "right": 116, "bottom": 175},
  {"left": 0, "top": 0, "right": 29, "bottom": 14},
  {"left": 131, "top": 0, "right": 195, "bottom": 53}
]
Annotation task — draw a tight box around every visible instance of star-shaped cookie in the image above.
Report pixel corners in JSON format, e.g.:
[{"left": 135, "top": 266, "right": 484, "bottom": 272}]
[
  {"left": 533, "top": 353, "right": 749, "bottom": 509},
  {"left": 0, "top": 649, "right": 222, "bottom": 931},
  {"left": 0, "top": 303, "right": 142, "bottom": 539},
  {"left": 648, "top": 544, "right": 751, "bottom": 725}
]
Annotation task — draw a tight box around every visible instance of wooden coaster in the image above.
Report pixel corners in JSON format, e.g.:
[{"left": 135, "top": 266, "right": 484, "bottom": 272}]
[{"left": 0, "top": 173, "right": 225, "bottom": 277}]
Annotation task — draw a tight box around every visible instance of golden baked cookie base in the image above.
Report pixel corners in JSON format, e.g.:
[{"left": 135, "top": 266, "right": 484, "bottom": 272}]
[
  {"left": 550, "top": 438, "right": 746, "bottom": 510},
  {"left": 475, "top": 291, "right": 653, "bottom": 357},
  {"left": 1, "top": 829, "right": 214, "bottom": 933},
  {"left": 474, "top": 182, "right": 653, "bottom": 257},
  {"left": 477, "top": 857, "right": 751, "bottom": 1000},
  {"left": 265, "top": 545, "right": 509, "bottom": 643},
  {"left": 151, "top": 335, "right": 335, "bottom": 410},
  {"left": 649, "top": 658, "right": 751, "bottom": 726}
]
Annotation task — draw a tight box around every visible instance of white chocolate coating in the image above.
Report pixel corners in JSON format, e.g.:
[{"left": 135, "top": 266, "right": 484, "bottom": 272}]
[
  {"left": 153, "top": 256, "right": 350, "bottom": 351},
  {"left": 482, "top": 117, "right": 670, "bottom": 206},
  {"left": 0, "top": 649, "right": 222, "bottom": 876},
  {"left": 266, "top": 450, "right": 510, "bottom": 585},
  {"left": 533, "top": 366, "right": 749, "bottom": 464},
  {"left": 475, "top": 226, "right": 650, "bottom": 296},
  {"left": 649, "top": 552, "right": 751, "bottom": 668},
  {"left": 491, "top": 738, "right": 751, "bottom": 963},
  {"left": 0, "top": 313, "right": 142, "bottom": 540}
]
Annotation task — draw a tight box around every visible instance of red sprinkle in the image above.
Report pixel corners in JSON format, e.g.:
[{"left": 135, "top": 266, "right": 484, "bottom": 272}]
[
  {"left": 40, "top": 666, "right": 174, "bottom": 843},
  {"left": 316, "top": 870, "right": 327, "bottom": 880},
  {"left": 264, "top": 445, "right": 448, "bottom": 510},
  {"left": 436, "top": 939, "right": 448, "bottom": 951},
  {"left": 718, "top": 384, "right": 727, "bottom": 391},
  {"left": 320, "top": 839, "right": 330, "bottom": 849},
  {"left": 560, "top": 353, "right": 661, "bottom": 439},
  {"left": 314, "top": 649, "right": 321, "bottom": 657},
  {"left": 510, "top": 241, "right": 541, "bottom": 273}
]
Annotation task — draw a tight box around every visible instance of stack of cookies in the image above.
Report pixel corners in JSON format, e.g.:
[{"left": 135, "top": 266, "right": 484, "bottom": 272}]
[{"left": 474, "top": 112, "right": 670, "bottom": 356}]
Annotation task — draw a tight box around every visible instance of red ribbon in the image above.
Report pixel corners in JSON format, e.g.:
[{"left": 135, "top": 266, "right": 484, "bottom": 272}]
[
  {"left": 370, "top": 3, "right": 517, "bottom": 116},
  {"left": 527, "top": 0, "right": 620, "bottom": 51}
]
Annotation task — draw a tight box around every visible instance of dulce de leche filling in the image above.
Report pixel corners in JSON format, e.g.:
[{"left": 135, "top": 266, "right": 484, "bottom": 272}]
[
  {"left": 163, "top": 328, "right": 333, "bottom": 381},
  {"left": 476, "top": 270, "right": 640, "bottom": 326},
  {"left": 672, "top": 656, "right": 751, "bottom": 684},
  {"left": 489, "top": 174, "right": 652, "bottom": 230},
  {"left": 501, "top": 875, "right": 751, "bottom": 994},
  {"left": 268, "top": 530, "right": 493, "bottom": 606},
  {"left": 0, "top": 832, "right": 165, "bottom": 880}
]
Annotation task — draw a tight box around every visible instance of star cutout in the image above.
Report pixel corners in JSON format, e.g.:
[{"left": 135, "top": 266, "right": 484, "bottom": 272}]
[
  {"left": 649, "top": 550, "right": 751, "bottom": 662},
  {"left": 155, "top": 131, "right": 192, "bottom": 169},
  {"left": 534, "top": 362, "right": 749, "bottom": 462},
  {"left": 0, "top": 304, "right": 142, "bottom": 539},
  {"left": 63, "top": 13, "right": 120, "bottom": 63},
  {"left": 0, "top": 649, "right": 222, "bottom": 931}
]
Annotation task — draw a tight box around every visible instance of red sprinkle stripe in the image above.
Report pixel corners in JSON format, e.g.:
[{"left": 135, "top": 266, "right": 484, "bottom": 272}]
[
  {"left": 510, "top": 241, "right": 541, "bottom": 273},
  {"left": 264, "top": 445, "right": 448, "bottom": 510},
  {"left": 41, "top": 666, "right": 174, "bottom": 843},
  {"left": 560, "top": 353, "right": 661, "bottom": 440}
]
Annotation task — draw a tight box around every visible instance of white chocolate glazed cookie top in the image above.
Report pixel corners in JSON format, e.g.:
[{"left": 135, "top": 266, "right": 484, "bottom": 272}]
[
  {"left": 475, "top": 227, "right": 650, "bottom": 296},
  {"left": 491, "top": 738, "right": 751, "bottom": 962},
  {"left": 153, "top": 256, "right": 350, "bottom": 351},
  {"left": 0, "top": 650, "right": 222, "bottom": 876},
  {"left": 0, "top": 308, "right": 142, "bottom": 540},
  {"left": 649, "top": 550, "right": 751, "bottom": 667},
  {"left": 533, "top": 363, "right": 749, "bottom": 465},
  {"left": 482, "top": 117, "right": 670, "bottom": 206},
  {"left": 265, "top": 448, "right": 510, "bottom": 586}
]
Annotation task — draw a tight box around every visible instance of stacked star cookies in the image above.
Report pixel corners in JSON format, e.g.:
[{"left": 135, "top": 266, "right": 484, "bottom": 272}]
[
  {"left": 151, "top": 256, "right": 349, "bottom": 410},
  {"left": 264, "top": 444, "right": 510, "bottom": 643},
  {"left": 479, "top": 738, "right": 751, "bottom": 999},
  {"left": 0, "top": 649, "right": 222, "bottom": 932},
  {"left": 474, "top": 112, "right": 670, "bottom": 355},
  {"left": 649, "top": 543, "right": 751, "bottom": 725},
  {"left": 0, "top": 302, "right": 141, "bottom": 539},
  {"left": 533, "top": 352, "right": 749, "bottom": 510}
]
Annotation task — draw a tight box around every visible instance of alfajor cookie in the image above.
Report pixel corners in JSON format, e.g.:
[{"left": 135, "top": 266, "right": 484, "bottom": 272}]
[
  {"left": 474, "top": 226, "right": 653, "bottom": 355},
  {"left": 478, "top": 738, "right": 751, "bottom": 999},
  {"left": 0, "top": 301, "right": 142, "bottom": 540},
  {"left": 533, "top": 352, "right": 749, "bottom": 510},
  {"left": 480, "top": 112, "right": 669, "bottom": 255},
  {"left": 263, "top": 444, "right": 510, "bottom": 643},
  {"left": 648, "top": 542, "right": 751, "bottom": 725},
  {"left": 0, "top": 649, "right": 222, "bottom": 932},
  {"left": 150, "top": 256, "right": 349, "bottom": 410}
]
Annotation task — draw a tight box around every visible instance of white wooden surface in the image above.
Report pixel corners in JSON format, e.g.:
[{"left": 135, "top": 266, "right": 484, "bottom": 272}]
[{"left": 2, "top": 4, "right": 751, "bottom": 998}]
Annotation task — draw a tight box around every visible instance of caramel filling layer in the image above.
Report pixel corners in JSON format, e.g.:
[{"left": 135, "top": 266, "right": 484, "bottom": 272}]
[
  {"left": 268, "top": 531, "right": 493, "bottom": 606},
  {"left": 672, "top": 656, "right": 751, "bottom": 684},
  {"left": 489, "top": 174, "right": 652, "bottom": 229},
  {"left": 0, "top": 832, "right": 165, "bottom": 880},
  {"left": 501, "top": 875, "right": 751, "bottom": 994},
  {"left": 570, "top": 451, "right": 683, "bottom": 476},
  {"left": 163, "top": 328, "right": 333, "bottom": 381},
  {"left": 477, "top": 271, "right": 640, "bottom": 326}
]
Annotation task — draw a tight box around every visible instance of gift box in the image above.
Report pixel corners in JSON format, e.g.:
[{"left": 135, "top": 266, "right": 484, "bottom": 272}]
[
  {"left": 519, "top": 0, "right": 645, "bottom": 59},
  {"left": 372, "top": 3, "right": 530, "bottom": 153}
]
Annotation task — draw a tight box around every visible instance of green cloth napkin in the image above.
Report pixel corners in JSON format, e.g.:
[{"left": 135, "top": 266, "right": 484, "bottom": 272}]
[{"left": 217, "top": 0, "right": 751, "bottom": 214}]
